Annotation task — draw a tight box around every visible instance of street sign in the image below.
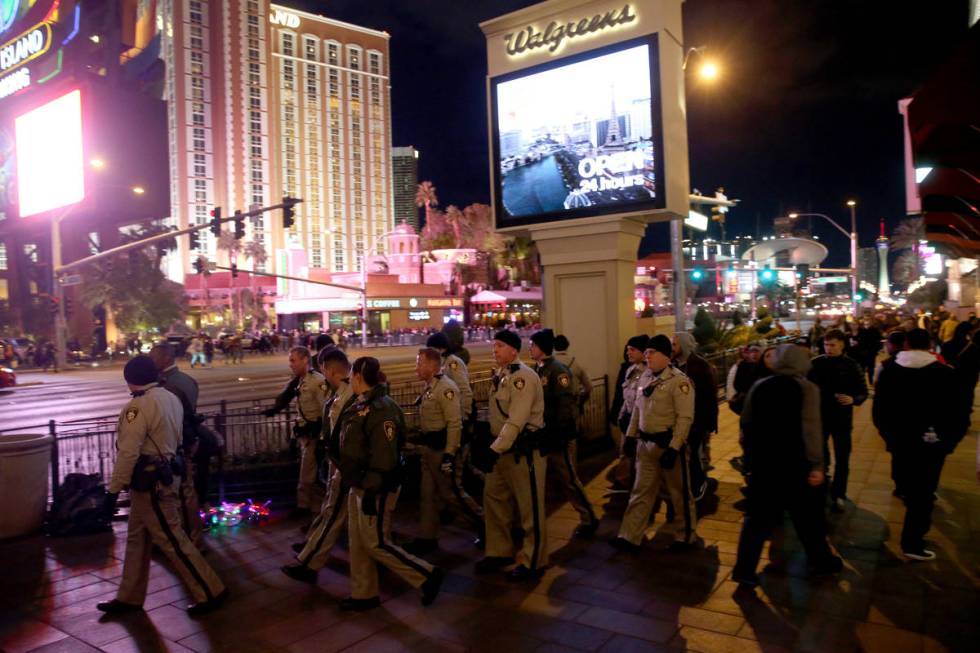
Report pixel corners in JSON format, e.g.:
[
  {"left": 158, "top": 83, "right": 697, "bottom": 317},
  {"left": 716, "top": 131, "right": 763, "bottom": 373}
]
[
  {"left": 59, "top": 274, "right": 82, "bottom": 286},
  {"left": 812, "top": 276, "right": 847, "bottom": 284}
]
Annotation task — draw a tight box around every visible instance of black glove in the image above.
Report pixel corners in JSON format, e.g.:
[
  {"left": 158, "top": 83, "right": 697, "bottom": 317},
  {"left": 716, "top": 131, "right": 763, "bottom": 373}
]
[
  {"left": 261, "top": 407, "right": 277, "bottom": 418},
  {"left": 103, "top": 492, "right": 119, "bottom": 518},
  {"left": 617, "top": 414, "right": 631, "bottom": 434},
  {"left": 440, "top": 453, "right": 455, "bottom": 475},
  {"left": 659, "top": 447, "right": 678, "bottom": 470},
  {"left": 622, "top": 437, "right": 638, "bottom": 459},
  {"left": 361, "top": 493, "right": 378, "bottom": 517}
]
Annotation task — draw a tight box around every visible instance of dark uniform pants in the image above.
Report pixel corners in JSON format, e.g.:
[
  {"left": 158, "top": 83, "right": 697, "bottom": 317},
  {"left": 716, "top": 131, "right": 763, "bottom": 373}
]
[
  {"left": 419, "top": 446, "right": 483, "bottom": 539},
  {"left": 733, "top": 476, "right": 836, "bottom": 577},
  {"left": 687, "top": 428, "right": 708, "bottom": 495},
  {"left": 618, "top": 441, "right": 697, "bottom": 545},
  {"left": 546, "top": 440, "right": 597, "bottom": 525},
  {"left": 895, "top": 442, "right": 947, "bottom": 551},
  {"left": 348, "top": 488, "right": 436, "bottom": 600},
  {"left": 117, "top": 481, "right": 225, "bottom": 605},
  {"left": 297, "top": 467, "right": 348, "bottom": 570},
  {"left": 484, "top": 450, "right": 548, "bottom": 570},
  {"left": 823, "top": 418, "right": 853, "bottom": 500}
]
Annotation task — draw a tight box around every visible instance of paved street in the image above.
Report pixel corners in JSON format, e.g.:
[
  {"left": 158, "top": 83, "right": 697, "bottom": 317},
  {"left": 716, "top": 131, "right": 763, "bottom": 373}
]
[
  {"left": 1, "top": 397, "right": 977, "bottom": 653},
  {"left": 1, "top": 342, "right": 497, "bottom": 432}
]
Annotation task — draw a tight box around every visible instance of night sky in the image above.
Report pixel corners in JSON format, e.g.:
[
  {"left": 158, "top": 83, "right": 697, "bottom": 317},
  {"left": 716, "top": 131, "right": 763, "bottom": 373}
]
[{"left": 293, "top": 0, "right": 972, "bottom": 264}]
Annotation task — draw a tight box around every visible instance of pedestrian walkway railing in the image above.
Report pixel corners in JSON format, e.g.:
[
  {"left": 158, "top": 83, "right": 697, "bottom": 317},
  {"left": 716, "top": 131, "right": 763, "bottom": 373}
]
[{"left": 39, "top": 374, "right": 610, "bottom": 499}]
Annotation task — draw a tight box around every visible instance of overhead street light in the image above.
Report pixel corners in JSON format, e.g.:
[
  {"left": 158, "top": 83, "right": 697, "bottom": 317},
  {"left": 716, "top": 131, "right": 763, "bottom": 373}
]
[{"left": 788, "top": 202, "right": 860, "bottom": 317}]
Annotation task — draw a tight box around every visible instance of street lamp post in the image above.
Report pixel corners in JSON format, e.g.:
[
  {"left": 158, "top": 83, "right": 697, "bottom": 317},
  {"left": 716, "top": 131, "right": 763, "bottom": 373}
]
[
  {"left": 360, "top": 230, "right": 398, "bottom": 348},
  {"left": 789, "top": 207, "right": 859, "bottom": 318}
]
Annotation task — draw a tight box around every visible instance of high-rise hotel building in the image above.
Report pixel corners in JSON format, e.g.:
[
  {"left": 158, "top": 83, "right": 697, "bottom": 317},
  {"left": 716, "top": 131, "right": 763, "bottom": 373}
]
[{"left": 158, "top": 0, "right": 392, "bottom": 282}]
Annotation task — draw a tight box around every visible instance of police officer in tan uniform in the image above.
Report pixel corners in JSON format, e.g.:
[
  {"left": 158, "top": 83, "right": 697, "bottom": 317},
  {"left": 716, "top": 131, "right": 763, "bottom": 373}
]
[
  {"left": 611, "top": 335, "right": 698, "bottom": 552},
  {"left": 97, "top": 356, "right": 226, "bottom": 615},
  {"left": 475, "top": 330, "right": 548, "bottom": 581},
  {"left": 530, "top": 329, "right": 599, "bottom": 538},
  {"left": 282, "top": 348, "right": 356, "bottom": 582},
  {"left": 426, "top": 333, "right": 474, "bottom": 419},
  {"left": 339, "top": 356, "right": 445, "bottom": 611},
  {"left": 263, "top": 346, "right": 327, "bottom": 516},
  {"left": 404, "top": 348, "right": 484, "bottom": 555}
]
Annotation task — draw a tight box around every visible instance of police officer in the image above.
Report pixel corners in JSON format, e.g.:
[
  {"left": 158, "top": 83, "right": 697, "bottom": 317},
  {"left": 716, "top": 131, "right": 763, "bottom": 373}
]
[
  {"left": 263, "top": 346, "right": 327, "bottom": 516},
  {"left": 404, "top": 348, "right": 484, "bottom": 555},
  {"left": 149, "top": 342, "right": 203, "bottom": 545},
  {"left": 611, "top": 335, "right": 698, "bottom": 552},
  {"left": 282, "top": 348, "right": 356, "bottom": 582},
  {"left": 530, "top": 329, "right": 599, "bottom": 538},
  {"left": 426, "top": 332, "right": 474, "bottom": 419},
  {"left": 475, "top": 330, "right": 548, "bottom": 581},
  {"left": 339, "top": 356, "right": 444, "bottom": 611},
  {"left": 553, "top": 335, "right": 592, "bottom": 418},
  {"left": 96, "top": 356, "right": 226, "bottom": 615},
  {"left": 618, "top": 335, "right": 650, "bottom": 436}
]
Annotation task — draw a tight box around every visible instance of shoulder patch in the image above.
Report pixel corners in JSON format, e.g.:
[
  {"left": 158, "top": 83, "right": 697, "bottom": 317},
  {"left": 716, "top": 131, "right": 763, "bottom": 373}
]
[
  {"left": 558, "top": 373, "right": 571, "bottom": 388},
  {"left": 357, "top": 406, "right": 371, "bottom": 417},
  {"left": 513, "top": 377, "right": 526, "bottom": 390},
  {"left": 383, "top": 420, "right": 396, "bottom": 442},
  {"left": 541, "top": 375, "right": 549, "bottom": 386},
  {"left": 126, "top": 408, "right": 139, "bottom": 423},
  {"left": 679, "top": 381, "right": 691, "bottom": 395},
  {"left": 320, "top": 382, "right": 328, "bottom": 392},
  {"left": 444, "top": 389, "right": 455, "bottom": 401}
]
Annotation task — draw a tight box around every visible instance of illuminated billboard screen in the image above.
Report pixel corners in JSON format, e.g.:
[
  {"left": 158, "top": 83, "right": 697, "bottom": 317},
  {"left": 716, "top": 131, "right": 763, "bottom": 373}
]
[
  {"left": 491, "top": 35, "right": 664, "bottom": 228},
  {"left": 15, "top": 88, "right": 85, "bottom": 217}
]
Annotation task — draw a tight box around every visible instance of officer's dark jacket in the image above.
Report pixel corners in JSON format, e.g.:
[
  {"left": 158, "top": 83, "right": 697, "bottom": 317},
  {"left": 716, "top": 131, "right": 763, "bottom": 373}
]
[
  {"left": 339, "top": 384, "right": 406, "bottom": 492},
  {"left": 535, "top": 357, "right": 577, "bottom": 437},
  {"left": 807, "top": 353, "right": 868, "bottom": 425}
]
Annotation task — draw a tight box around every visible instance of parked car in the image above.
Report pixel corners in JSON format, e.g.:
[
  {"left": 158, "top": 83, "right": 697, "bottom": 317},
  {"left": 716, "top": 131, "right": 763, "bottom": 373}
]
[{"left": 0, "top": 366, "right": 15, "bottom": 388}]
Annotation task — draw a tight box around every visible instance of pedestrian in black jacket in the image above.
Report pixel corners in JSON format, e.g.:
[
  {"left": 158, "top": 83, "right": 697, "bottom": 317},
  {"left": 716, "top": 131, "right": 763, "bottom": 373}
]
[
  {"left": 672, "top": 332, "right": 719, "bottom": 500},
  {"left": 807, "top": 329, "right": 868, "bottom": 511},
  {"left": 732, "top": 344, "right": 842, "bottom": 587},
  {"left": 873, "top": 328, "right": 961, "bottom": 561},
  {"left": 854, "top": 317, "right": 883, "bottom": 386},
  {"left": 945, "top": 323, "right": 980, "bottom": 442}
]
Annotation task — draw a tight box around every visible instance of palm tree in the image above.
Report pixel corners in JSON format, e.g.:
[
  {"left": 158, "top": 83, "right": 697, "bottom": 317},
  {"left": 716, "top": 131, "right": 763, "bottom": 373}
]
[
  {"left": 890, "top": 217, "right": 925, "bottom": 283},
  {"left": 445, "top": 205, "right": 464, "bottom": 249},
  {"left": 243, "top": 240, "right": 269, "bottom": 330},
  {"left": 415, "top": 181, "right": 439, "bottom": 227},
  {"left": 216, "top": 231, "right": 244, "bottom": 326}
]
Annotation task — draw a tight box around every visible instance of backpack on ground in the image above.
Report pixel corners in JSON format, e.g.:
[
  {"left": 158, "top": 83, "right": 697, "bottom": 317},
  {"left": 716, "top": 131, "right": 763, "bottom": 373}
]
[{"left": 46, "top": 473, "right": 112, "bottom": 537}]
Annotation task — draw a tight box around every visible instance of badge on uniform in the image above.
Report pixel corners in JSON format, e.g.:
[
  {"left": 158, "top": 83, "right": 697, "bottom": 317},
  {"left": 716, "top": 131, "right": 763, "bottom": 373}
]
[
  {"left": 320, "top": 382, "right": 328, "bottom": 392},
  {"left": 444, "top": 389, "right": 455, "bottom": 400},
  {"left": 358, "top": 407, "right": 370, "bottom": 417},
  {"left": 383, "top": 420, "right": 396, "bottom": 441},
  {"left": 679, "top": 381, "right": 691, "bottom": 394},
  {"left": 513, "top": 377, "right": 526, "bottom": 390},
  {"left": 558, "top": 374, "right": 571, "bottom": 388},
  {"left": 449, "top": 360, "right": 459, "bottom": 370},
  {"left": 126, "top": 408, "right": 139, "bottom": 423},
  {"left": 541, "top": 376, "right": 549, "bottom": 387}
]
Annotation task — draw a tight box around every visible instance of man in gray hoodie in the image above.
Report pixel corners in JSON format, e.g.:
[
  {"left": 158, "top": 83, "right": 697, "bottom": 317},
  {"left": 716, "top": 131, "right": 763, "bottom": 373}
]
[{"left": 732, "top": 344, "right": 842, "bottom": 586}]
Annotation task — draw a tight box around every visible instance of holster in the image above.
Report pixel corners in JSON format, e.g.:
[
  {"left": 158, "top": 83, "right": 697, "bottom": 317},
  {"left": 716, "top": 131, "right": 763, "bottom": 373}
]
[
  {"left": 638, "top": 429, "right": 673, "bottom": 448},
  {"left": 131, "top": 455, "right": 175, "bottom": 492},
  {"left": 512, "top": 428, "right": 541, "bottom": 462},
  {"left": 293, "top": 419, "right": 322, "bottom": 440}
]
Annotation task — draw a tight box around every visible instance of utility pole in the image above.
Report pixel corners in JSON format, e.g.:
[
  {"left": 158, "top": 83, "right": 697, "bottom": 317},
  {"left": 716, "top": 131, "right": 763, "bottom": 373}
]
[{"left": 847, "top": 200, "right": 858, "bottom": 318}]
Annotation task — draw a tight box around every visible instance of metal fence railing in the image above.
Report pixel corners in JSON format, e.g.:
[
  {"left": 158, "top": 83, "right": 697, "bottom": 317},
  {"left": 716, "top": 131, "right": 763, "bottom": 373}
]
[{"left": 38, "top": 373, "right": 609, "bottom": 499}]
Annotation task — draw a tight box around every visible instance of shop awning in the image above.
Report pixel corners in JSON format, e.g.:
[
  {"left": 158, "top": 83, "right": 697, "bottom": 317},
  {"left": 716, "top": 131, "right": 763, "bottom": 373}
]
[{"left": 470, "top": 288, "right": 543, "bottom": 304}]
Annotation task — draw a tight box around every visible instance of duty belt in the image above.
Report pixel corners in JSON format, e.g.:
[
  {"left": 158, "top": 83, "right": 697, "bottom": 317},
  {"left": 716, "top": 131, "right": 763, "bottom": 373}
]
[
  {"left": 420, "top": 428, "right": 448, "bottom": 450},
  {"left": 637, "top": 429, "right": 673, "bottom": 447}
]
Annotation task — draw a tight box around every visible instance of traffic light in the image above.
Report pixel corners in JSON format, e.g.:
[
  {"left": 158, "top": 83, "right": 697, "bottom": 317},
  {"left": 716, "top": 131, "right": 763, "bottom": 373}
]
[
  {"left": 853, "top": 292, "right": 864, "bottom": 302},
  {"left": 795, "top": 263, "right": 810, "bottom": 280},
  {"left": 710, "top": 205, "right": 723, "bottom": 222},
  {"left": 48, "top": 296, "right": 59, "bottom": 316},
  {"left": 193, "top": 257, "right": 211, "bottom": 275},
  {"left": 760, "top": 265, "right": 775, "bottom": 283},
  {"left": 282, "top": 196, "right": 298, "bottom": 229},
  {"left": 690, "top": 267, "right": 704, "bottom": 281},
  {"left": 189, "top": 230, "right": 200, "bottom": 250},
  {"left": 64, "top": 297, "right": 73, "bottom": 318},
  {"left": 210, "top": 207, "right": 222, "bottom": 237},
  {"left": 231, "top": 263, "right": 238, "bottom": 279},
  {"left": 233, "top": 210, "right": 246, "bottom": 240}
]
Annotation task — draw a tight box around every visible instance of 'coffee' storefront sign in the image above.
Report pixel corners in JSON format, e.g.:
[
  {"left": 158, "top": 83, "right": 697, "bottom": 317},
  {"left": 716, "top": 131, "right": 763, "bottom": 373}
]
[
  {"left": 0, "top": 22, "right": 51, "bottom": 74},
  {"left": 368, "top": 297, "right": 464, "bottom": 309},
  {"left": 504, "top": 4, "right": 635, "bottom": 56}
]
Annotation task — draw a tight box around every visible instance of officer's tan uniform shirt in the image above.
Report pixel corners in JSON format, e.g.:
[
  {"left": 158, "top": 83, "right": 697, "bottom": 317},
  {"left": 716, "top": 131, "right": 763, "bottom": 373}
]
[
  {"left": 442, "top": 353, "right": 473, "bottom": 416},
  {"left": 619, "top": 362, "right": 647, "bottom": 421},
  {"left": 626, "top": 366, "right": 695, "bottom": 450},
  {"left": 489, "top": 362, "right": 545, "bottom": 453},
  {"left": 110, "top": 386, "right": 184, "bottom": 494},
  {"left": 296, "top": 370, "right": 327, "bottom": 427},
  {"left": 419, "top": 374, "right": 463, "bottom": 454}
]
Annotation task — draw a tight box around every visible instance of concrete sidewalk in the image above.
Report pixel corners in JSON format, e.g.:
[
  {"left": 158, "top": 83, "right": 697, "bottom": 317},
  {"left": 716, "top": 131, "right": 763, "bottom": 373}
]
[{"left": 1, "top": 400, "right": 977, "bottom": 653}]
